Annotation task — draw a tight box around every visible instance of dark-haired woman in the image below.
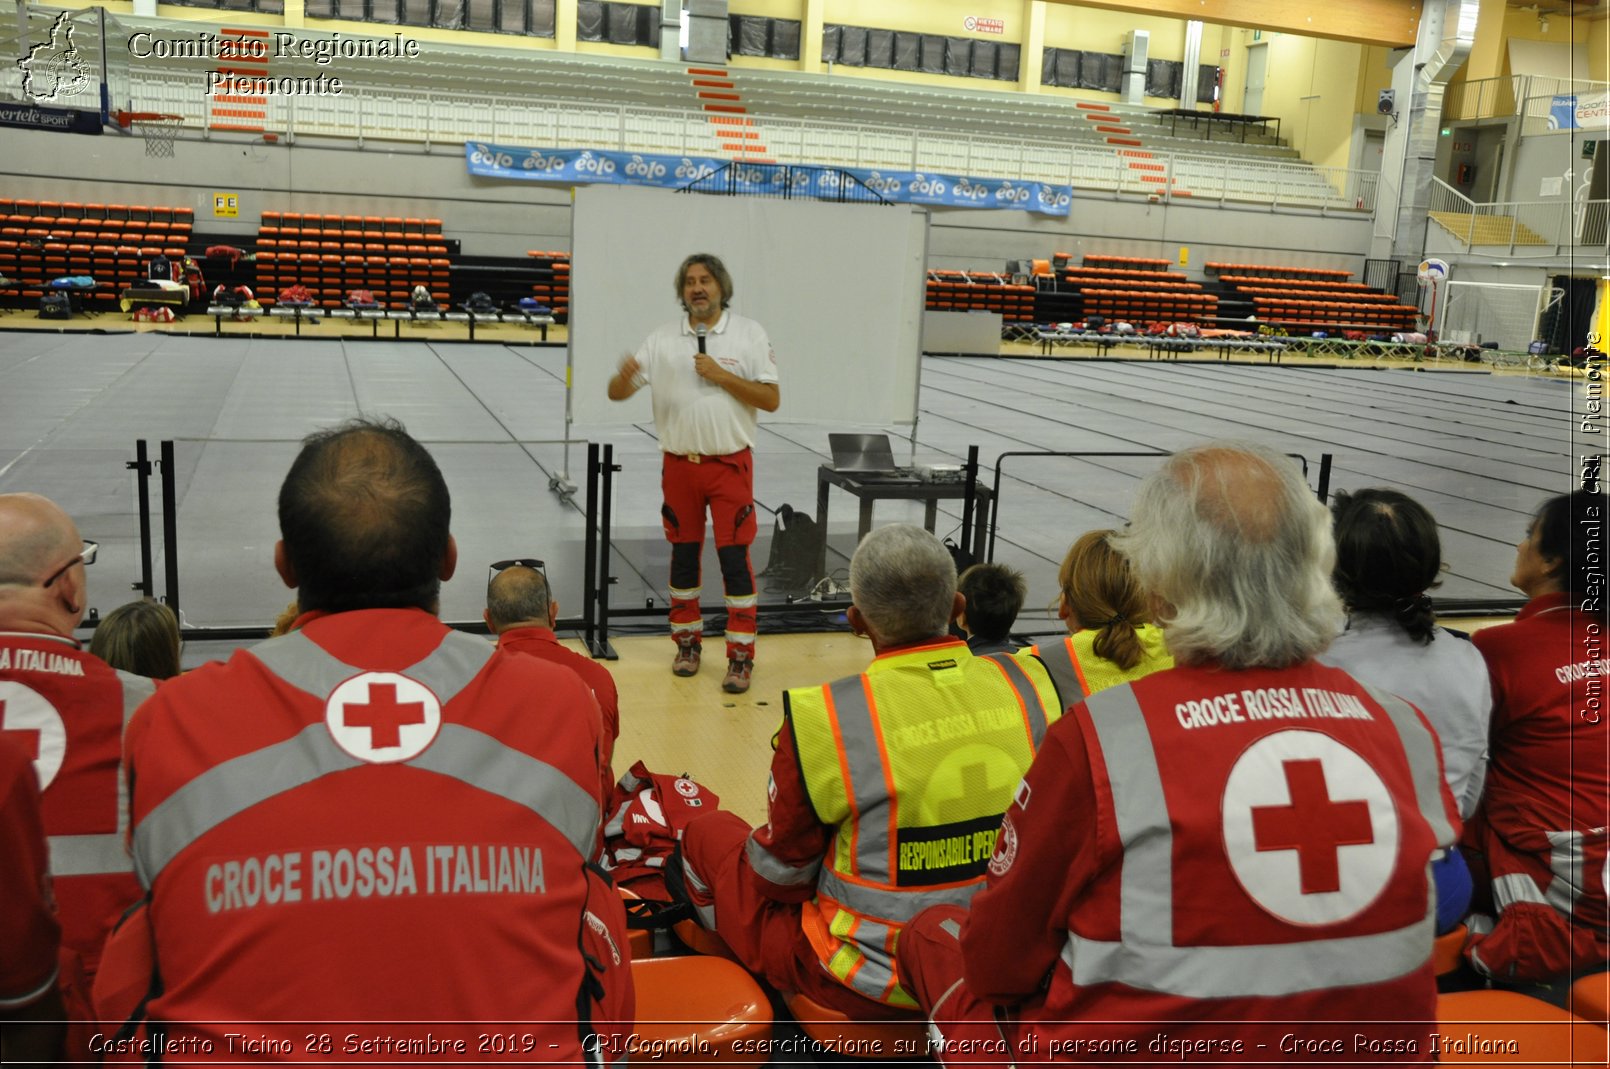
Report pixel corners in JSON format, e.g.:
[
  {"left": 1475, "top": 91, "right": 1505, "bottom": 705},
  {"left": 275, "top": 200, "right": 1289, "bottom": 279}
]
[
  {"left": 1321, "top": 489, "right": 1492, "bottom": 814},
  {"left": 1319, "top": 488, "right": 1491, "bottom": 935},
  {"left": 1461, "top": 489, "right": 1609, "bottom": 981},
  {"left": 1019, "top": 529, "right": 1172, "bottom": 707}
]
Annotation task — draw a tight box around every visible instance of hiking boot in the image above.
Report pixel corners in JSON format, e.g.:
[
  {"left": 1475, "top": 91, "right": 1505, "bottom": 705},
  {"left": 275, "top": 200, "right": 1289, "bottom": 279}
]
[
  {"left": 672, "top": 636, "right": 702, "bottom": 677},
  {"left": 722, "top": 655, "right": 753, "bottom": 694}
]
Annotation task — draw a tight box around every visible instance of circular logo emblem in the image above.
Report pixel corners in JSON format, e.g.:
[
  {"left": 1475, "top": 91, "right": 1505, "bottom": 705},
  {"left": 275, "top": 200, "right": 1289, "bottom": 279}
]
[
  {"left": 1416, "top": 258, "right": 1449, "bottom": 284},
  {"left": 1221, "top": 730, "right": 1398, "bottom": 926},
  {"left": 963, "top": 15, "right": 978, "bottom": 31},
  {"left": 0, "top": 681, "right": 68, "bottom": 789},
  {"left": 324, "top": 672, "right": 441, "bottom": 764},
  {"left": 988, "top": 813, "right": 1019, "bottom": 877},
  {"left": 674, "top": 777, "right": 699, "bottom": 799}
]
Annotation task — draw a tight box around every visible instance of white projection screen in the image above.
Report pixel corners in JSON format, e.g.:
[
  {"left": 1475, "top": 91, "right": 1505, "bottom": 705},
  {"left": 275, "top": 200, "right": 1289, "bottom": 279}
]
[{"left": 567, "top": 185, "right": 928, "bottom": 428}]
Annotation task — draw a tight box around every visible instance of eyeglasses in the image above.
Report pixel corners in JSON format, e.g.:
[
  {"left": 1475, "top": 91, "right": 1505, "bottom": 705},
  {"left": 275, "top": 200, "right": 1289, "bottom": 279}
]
[
  {"left": 41, "top": 540, "right": 97, "bottom": 589},
  {"left": 488, "top": 558, "right": 546, "bottom": 586}
]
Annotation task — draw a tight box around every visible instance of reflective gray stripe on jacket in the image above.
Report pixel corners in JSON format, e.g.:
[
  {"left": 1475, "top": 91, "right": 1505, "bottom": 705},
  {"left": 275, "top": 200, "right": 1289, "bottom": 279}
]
[
  {"left": 1060, "top": 683, "right": 1442, "bottom": 999},
  {"left": 47, "top": 669, "right": 153, "bottom": 877},
  {"left": 133, "top": 628, "right": 600, "bottom": 887},
  {"left": 1031, "top": 640, "right": 1087, "bottom": 710},
  {"left": 745, "top": 836, "right": 818, "bottom": 887}
]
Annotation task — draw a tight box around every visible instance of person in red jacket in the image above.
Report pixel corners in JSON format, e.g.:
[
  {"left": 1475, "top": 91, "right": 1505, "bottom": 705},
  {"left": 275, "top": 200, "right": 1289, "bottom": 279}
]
[
  {"left": 898, "top": 442, "right": 1459, "bottom": 1066},
  {"left": 0, "top": 493, "right": 153, "bottom": 1033},
  {"left": 484, "top": 560, "right": 618, "bottom": 807},
  {"left": 0, "top": 730, "right": 65, "bottom": 1063},
  {"left": 123, "top": 418, "right": 631, "bottom": 1057},
  {"left": 1463, "top": 488, "right": 1609, "bottom": 981}
]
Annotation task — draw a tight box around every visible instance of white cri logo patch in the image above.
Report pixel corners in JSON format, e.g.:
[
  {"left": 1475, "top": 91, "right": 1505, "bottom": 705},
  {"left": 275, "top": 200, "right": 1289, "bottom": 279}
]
[
  {"left": 0, "top": 681, "right": 68, "bottom": 788},
  {"left": 324, "top": 672, "right": 441, "bottom": 764},
  {"left": 1221, "top": 730, "right": 1398, "bottom": 926}
]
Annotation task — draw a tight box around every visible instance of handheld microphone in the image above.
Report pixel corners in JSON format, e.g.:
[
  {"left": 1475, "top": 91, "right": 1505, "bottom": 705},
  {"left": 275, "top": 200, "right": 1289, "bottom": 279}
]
[{"left": 695, "top": 324, "right": 707, "bottom": 355}]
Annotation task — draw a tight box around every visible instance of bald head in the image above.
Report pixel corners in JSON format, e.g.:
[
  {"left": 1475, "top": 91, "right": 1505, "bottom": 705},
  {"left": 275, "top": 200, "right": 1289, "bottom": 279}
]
[
  {"left": 0, "top": 493, "right": 87, "bottom": 635},
  {"left": 0, "top": 494, "right": 77, "bottom": 577},
  {"left": 277, "top": 417, "right": 453, "bottom": 614},
  {"left": 1177, "top": 445, "right": 1288, "bottom": 545},
  {"left": 485, "top": 566, "right": 554, "bottom": 632},
  {"left": 1114, "top": 441, "right": 1342, "bottom": 669}
]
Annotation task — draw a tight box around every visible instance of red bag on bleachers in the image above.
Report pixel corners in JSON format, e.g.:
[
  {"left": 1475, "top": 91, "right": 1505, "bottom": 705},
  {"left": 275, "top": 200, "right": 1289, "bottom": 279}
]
[{"left": 599, "top": 761, "right": 719, "bottom": 919}]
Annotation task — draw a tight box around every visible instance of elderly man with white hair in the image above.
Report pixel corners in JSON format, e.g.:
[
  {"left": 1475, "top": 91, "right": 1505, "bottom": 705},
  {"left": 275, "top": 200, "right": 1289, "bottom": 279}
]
[
  {"left": 898, "top": 442, "right": 1460, "bottom": 1066},
  {"left": 675, "top": 523, "right": 1061, "bottom": 1019}
]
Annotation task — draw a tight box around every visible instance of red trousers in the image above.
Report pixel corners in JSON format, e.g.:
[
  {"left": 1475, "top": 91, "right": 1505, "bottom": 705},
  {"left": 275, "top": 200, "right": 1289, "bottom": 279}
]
[
  {"left": 661, "top": 451, "right": 757, "bottom": 661},
  {"left": 898, "top": 905, "right": 1017, "bottom": 1069},
  {"left": 680, "top": 810, "right": 916, "bottom": 1020}
]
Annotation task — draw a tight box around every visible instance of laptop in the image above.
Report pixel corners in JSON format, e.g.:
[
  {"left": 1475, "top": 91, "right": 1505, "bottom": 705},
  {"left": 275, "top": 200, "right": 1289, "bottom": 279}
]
[{"left": 828, "top": 433, "right": 911, "bottom": 480}]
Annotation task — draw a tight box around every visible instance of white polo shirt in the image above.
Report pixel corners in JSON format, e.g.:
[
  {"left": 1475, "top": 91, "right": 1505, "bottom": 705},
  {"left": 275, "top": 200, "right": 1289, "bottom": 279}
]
[{"left": 635, "top": 309, "right": 778, "bottom": 456}]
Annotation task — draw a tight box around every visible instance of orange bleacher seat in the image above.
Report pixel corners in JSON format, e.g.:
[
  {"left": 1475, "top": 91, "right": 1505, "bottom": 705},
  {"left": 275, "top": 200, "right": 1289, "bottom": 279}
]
[
  {"left": 631, "top": 957, "right": 773, "bottom": 1068},
  {"left": 15, "top": 199, "right": 38, "bottom": 216},
  {"left": 1436, "top": 989, "right": 1607, "bottom": 1066},
  {"left": 1568, "top": 971, "right": 1608, "bottom": 1028},
  {"left": 423, "top": 218, "right": 442, "bottom": 234}
]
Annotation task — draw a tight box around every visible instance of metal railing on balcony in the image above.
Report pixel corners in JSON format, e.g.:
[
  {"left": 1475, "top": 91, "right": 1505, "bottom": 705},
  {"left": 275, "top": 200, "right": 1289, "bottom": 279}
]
[
  {"left": 1427, "top": 177, "right": 1610, "bottom": 255},
  {"left": 1443, "top": 73, "right": 1610, "bottom": 132}
]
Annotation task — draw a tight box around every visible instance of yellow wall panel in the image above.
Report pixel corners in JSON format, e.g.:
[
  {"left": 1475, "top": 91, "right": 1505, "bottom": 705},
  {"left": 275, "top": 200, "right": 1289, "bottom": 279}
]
[
  {"left": 1040, "top": 5, "right": 1187, "bottom": 62},
  {"left": 822, "top": 0, "right": 1023, "bottom": 43},
  {"left": 1261, "top": 33, "right": 1365, "bottom": 174}
]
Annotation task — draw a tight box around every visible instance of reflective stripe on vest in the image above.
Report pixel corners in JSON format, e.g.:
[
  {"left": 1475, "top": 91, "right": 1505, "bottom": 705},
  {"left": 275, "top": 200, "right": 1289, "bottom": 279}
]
[
  {"left": 1061, "top": 683, "right": 1438, "bottom": 999},
  {"left": 806, "top": 660, "right": 1051, "bottom": 1005},
  {"left": 1030, "top": 639, "right": 1088, "bottom": 709},
  {"left": 47, "top": 670, "right": 152, "bottom": 877},
  {"left": 133, "top": 629, "right": 600, "bottom": 887},
  {"left": 989, "top": 653, "right": 1052, "bottom": 747}
]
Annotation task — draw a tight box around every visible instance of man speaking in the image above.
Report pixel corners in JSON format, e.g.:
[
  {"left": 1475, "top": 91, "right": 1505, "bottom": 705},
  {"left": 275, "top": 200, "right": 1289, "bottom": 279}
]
[{"left": 608, "top": 253, "right": 779, "bottom": 694}]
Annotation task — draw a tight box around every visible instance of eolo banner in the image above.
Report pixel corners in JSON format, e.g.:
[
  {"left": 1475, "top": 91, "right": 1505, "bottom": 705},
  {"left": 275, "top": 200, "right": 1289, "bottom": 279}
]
[{"left": 464, "top": 143, "right": 1074, "bottom": 217}]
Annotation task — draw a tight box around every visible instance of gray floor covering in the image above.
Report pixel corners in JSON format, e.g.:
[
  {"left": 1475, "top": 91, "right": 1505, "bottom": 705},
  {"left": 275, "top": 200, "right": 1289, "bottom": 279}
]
[{"left": 0, "top": 331, "right": 1586, "bottom": 633}]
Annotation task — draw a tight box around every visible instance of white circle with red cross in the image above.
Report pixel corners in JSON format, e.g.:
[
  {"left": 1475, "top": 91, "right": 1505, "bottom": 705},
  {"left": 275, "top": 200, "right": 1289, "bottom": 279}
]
[
  {"left": 1220, "top": 730, "right": 1399, "bottom": 927},
  {"left": 0, "top": 682, "right": 67, "bottom": 789},
  {"left": 325, "top": 672, "right": 441, "bottom": 764}
]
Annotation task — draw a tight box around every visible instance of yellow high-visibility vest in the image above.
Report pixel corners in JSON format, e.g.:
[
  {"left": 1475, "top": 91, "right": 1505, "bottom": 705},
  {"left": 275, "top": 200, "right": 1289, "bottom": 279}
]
[
  {"left": 786, "top": 639, "right": 1059, "bottom": 1007},
  {"left": 1020, "top": 623, "right": 1174, "bottom": 708}
]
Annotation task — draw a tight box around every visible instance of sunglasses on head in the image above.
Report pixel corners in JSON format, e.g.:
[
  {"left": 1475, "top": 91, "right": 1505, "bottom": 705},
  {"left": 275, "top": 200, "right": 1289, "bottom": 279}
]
[{"left": 488, "top": 558, "right": 546, "bottom": 586}]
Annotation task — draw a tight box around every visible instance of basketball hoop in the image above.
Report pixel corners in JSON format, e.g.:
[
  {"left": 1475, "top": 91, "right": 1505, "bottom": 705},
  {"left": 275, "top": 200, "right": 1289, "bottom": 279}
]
[
  {"left": 117, "top": 112, "right": 182, "bottom": 158},
  {"left": 140, "top": 116, "right": 181, "bottom": 158}
]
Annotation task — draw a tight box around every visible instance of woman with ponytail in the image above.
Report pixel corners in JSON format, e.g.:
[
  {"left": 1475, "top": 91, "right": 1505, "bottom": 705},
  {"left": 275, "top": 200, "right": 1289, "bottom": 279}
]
[
  {"left": 1319, "top": 487, "right": 1491, "bottom": 935},
  {"left": 1016, "top": 529, "right": 1172, "bottom": 707},
  {"left": 1321, "top": 488, "right": 1492, "bottom": 815}
]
